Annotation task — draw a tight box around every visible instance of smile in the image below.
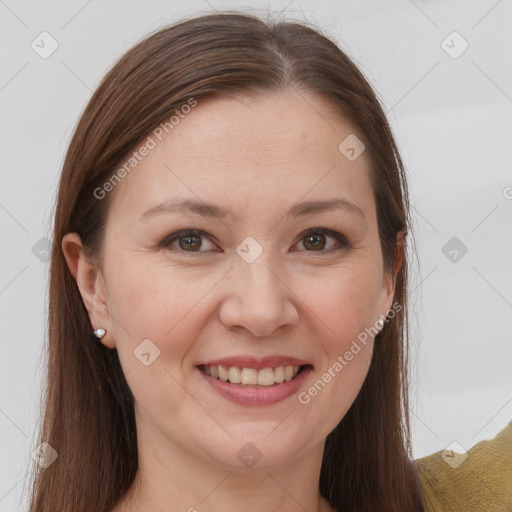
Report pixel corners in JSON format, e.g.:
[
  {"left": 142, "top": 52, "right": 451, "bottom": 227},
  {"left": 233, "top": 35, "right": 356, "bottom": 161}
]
[{"left": 199, "top": 364, "right": 308, "bottom": 386}]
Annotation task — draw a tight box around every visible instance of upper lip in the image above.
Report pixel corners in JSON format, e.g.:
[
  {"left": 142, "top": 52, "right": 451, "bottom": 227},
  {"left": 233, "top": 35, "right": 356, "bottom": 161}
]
[{"left": 197, "top": 356, "right": 312, "bottom": 370}]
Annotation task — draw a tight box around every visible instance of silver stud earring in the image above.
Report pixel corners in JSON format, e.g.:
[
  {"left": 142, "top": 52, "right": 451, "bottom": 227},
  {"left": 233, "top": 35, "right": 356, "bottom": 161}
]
[
  {"left": 377, "top": 317, "right": 385, "bottom": 330},
  {"left": 93, "top": 328, "right": 106, "bottom": 339}
]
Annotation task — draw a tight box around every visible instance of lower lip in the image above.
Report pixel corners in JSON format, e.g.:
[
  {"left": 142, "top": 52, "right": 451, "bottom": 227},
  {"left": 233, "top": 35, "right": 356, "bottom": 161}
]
[{"left": 197, "top": 366, "right": 313, "bottom": 406}]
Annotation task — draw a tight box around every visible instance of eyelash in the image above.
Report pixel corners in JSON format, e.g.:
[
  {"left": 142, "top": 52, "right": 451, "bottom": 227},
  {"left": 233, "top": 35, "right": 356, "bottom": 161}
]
[{"left": 158, "top": 228, "right": 351, "bottom": 255}]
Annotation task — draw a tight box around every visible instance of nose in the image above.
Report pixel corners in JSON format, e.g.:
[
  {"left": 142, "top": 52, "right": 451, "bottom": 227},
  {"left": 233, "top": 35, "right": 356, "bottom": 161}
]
[{"left": 218, "top": 253, "right": 299, "bottom": 338}]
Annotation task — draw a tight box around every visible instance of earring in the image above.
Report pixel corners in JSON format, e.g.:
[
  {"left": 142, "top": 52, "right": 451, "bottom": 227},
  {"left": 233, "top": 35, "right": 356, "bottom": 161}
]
[
  {"left": 93, "top": 328, "right": 106, "bottom": 339},
  {"left": 377, "top": 317, "right": 385, "bottom": 330}
]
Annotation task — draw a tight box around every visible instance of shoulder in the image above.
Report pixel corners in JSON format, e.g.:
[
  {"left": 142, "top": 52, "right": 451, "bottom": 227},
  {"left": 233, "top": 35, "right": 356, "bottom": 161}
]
[{"left": 415, "top": 420, "right": 512, "bottom": 512}]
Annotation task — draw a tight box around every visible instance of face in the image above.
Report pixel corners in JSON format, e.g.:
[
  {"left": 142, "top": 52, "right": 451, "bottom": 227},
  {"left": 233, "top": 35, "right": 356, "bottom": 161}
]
[{"left": 72, "top": 90, "right": 397, "bottom": 471}]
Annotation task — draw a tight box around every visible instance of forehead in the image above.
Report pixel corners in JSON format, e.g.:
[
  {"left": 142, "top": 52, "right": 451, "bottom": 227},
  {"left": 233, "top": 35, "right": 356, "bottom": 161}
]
[{"left": 107, "top": 89, "right": 376, "bottom": 226}]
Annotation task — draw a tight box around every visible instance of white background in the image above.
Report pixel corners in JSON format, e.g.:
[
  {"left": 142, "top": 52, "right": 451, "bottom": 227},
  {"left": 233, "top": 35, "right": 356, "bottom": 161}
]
[{"left": 1, "top": 1, "right": 511, "bottom": 510}]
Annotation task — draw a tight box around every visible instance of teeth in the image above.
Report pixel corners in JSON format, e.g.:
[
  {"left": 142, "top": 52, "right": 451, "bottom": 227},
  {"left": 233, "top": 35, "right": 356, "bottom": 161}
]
[
  {"left": 241, "top": 368, "right": 258, "bottom": 385},
  {"left": 218, "top": 365, "right": 229, "bottom": 382},
  {"left": 274, "top": 366, "right": 284, "bottom": 383},
  {"left": 257, "top": 367, "right": 275, "bottom": 386},
  {"left": 203, "top": 364, "right": 303, "bottom": 386},
  {"left": 228, "top": 367, "right": 241, "bottom": 384}
]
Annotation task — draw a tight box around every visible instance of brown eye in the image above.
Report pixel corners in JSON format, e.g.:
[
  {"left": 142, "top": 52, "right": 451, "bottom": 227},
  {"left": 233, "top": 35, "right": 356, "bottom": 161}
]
[
  {"left": 160, "top": 229, "right": 218, "bottom": 253},
  {"left": 178, "top": 234, "right": 202, "bottom": 251},
  {"left": 303, "top": 233, "right": 327, "bottom": 251},
  {"left": 295, "top": 229, "right": 350, "bottom": 253}
]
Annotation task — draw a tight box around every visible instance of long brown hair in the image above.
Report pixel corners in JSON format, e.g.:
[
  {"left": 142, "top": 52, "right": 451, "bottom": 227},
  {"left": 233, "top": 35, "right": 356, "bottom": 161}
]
[{"left": 27, "top": 11, "right": 424, "bottom": 512}]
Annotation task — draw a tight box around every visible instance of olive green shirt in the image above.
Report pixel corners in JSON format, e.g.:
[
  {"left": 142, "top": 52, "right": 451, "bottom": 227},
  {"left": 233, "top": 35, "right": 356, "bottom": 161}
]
[{"left": 416, "top": 420, "right": 512, "bottom": 511}]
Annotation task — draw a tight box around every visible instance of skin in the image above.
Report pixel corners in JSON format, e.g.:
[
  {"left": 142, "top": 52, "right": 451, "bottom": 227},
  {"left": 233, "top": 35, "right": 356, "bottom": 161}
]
[{"left": 63, "top": 89, "right": 402, "bottom": 512}]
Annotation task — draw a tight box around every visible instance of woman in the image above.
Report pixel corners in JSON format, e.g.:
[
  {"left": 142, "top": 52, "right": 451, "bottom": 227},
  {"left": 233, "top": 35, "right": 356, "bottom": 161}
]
[{"left": 26, "top": 11, "right": 511, "bottom": 512}]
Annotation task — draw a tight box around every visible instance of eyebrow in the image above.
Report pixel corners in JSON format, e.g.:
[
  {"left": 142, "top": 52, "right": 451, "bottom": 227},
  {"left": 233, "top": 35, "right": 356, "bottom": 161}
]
[{"left": 140, "top": 197, "right": 366, "bottom": 223}]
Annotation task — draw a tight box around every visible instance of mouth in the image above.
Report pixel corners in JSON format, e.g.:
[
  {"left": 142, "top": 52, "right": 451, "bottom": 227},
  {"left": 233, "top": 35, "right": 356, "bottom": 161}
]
[{"left": 198, "top": 364, "right": 312, "bottom": 387}]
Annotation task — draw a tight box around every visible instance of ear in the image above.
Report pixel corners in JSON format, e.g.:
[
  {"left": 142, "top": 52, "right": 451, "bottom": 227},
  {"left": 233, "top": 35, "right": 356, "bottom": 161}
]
[
  {"left": 62, "top": 233, "right": 116, "bottom": 349},
  {"left": 379, "top": 231, "right": 405, "bottom": 318}
]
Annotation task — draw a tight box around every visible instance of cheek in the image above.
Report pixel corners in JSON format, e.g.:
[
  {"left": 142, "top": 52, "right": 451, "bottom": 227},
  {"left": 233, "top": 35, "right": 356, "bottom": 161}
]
[
  {"left": 297, "top": 260, "right": 383, "bottom": 347},
  {"left": 292, "top": 264, "right": 381, "bottom": 435},
  {"left": 107, "top": 263, "right": 217, "bottom": 355},
  {"left": 104, "top": 264, "right": 221, "bottom": 426}
]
